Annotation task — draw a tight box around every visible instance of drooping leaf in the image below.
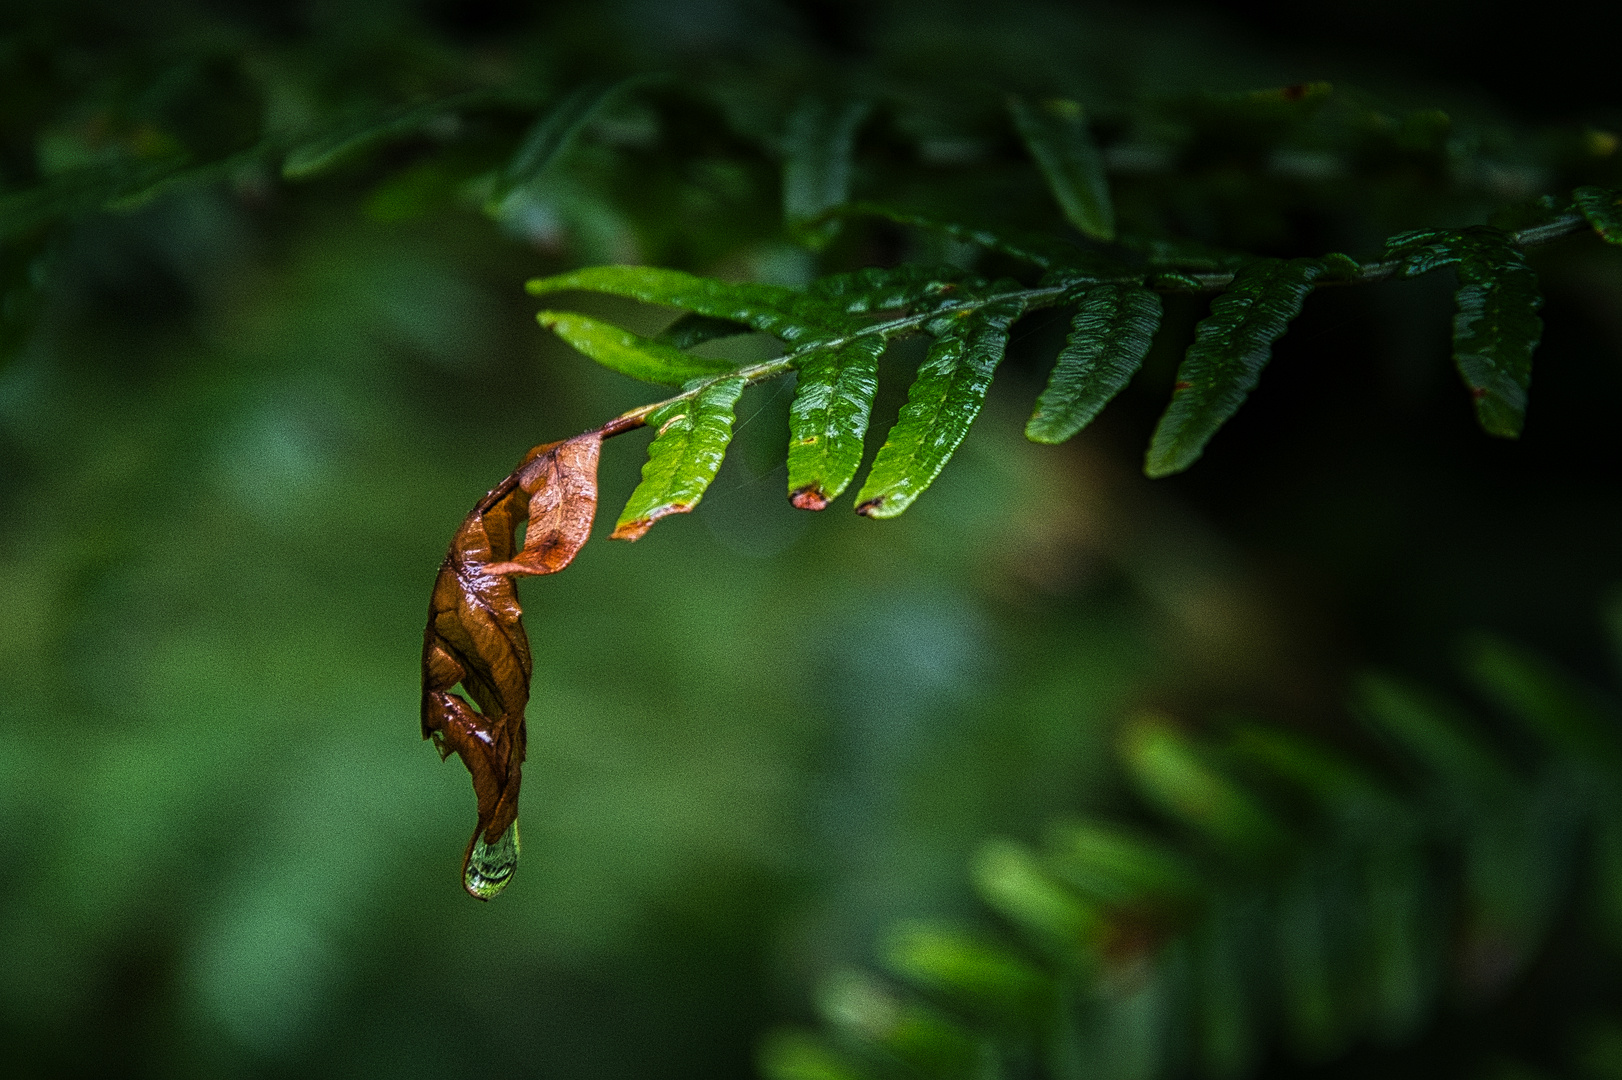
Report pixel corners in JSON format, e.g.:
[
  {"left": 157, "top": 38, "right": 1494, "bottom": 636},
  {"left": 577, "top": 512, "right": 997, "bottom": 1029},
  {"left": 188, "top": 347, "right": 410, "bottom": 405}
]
[
  {"left": 282, "top": 90, "right": 490, "bottom": 180},
  {"left": 882, "top": 921, "right": 1054, "bottom": 1020},
  {"left": 839, "top": 202, "right": 1114, "bottom": 272},
  {"left": 1459, "top": 635, "right": 1622, "bottom": 768},
  {"left": 1009, "top": 95, "right": 1116, "bottom": 241},
  {"left": 757, "top": 1031, "right": 869, "bottom": 1080},
  {"left": 1144, "top": 257, "right": 1323, "bottom": 478},
  {"left": 783, "top": 95, "right": 871, "bottom": 249},
  {"left": 972, "top": 839, "right": 1108, "bottom": 956},
  {"left": 528, "top": 265, "right": 825, "bottom": 343},
  {"left": 1452, "top": 229, "right": 1542, "bottom": 438},
  {"left": 1574, "top": 186, "right": 1622, "bottom": 244},
  {"left": 538, "top": 310, "right": 740, "bottom": 385},
  {"left": 655, "top": 311, "right": 753, "bottom": 349},
  {"left": 613, "top": 376, "right": 747, "bottom": 540},
  {"left": 1117, "top": 713, "right": 1291, "bottom": 856},
  {"left": 786, "top": 336, "right": 886, "bottom": 510},
  {"left": 421, "top": 432, "right": 602, "bottom": 899},
  {"left": 1026, "top": 285, "right": 1162, "bottom": 444},
  {"left": 506, "top": 80, "right": 633, "bottom": 185},
  {"left": 855, "top": 296, "right": 1025, "bottom": 518}
]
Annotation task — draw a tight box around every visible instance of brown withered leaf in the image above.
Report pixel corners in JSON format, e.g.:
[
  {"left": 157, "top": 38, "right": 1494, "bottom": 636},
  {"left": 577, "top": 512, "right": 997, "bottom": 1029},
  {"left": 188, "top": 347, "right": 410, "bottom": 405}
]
[{"left": 421, "top": 431, "right": 601, "bottom": 899}]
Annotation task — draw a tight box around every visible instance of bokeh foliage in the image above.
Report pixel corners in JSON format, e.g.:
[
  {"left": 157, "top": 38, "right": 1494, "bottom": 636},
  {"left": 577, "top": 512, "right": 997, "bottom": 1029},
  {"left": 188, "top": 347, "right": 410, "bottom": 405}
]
[{"left": 4, "top": 2, "right": 1622, "bottom": 1079}]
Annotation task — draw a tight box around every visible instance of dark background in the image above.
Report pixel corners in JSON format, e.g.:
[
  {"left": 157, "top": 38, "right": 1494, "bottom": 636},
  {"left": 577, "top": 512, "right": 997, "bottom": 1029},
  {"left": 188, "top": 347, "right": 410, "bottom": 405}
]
[{"left": 2, "top": 1, "right": 1621, "bottom": 1077}]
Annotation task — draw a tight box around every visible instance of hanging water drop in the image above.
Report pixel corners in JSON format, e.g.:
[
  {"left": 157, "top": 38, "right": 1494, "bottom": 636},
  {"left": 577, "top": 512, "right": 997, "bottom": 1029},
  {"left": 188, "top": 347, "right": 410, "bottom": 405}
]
[{"left": 464, "top": 822, "right": 520, "bottom": 900}]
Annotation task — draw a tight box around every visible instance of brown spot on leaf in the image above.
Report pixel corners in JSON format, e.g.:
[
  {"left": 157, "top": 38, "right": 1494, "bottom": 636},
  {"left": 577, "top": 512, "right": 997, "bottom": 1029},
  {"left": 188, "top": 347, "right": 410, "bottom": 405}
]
[
  {"left": 1471, "top": 386, "right": 1489, "bottom": 399},
  {"left": 609, "top": 501, "right": 693, "bottom": 541},
  {"left": 855, "top": 497, "right": 884, "bottom": 517},
  {"left": 1281, "top": 83, "right": 1308, "bottom": 101},
  {"left": 1173, "top": 380, "right": 1193, "bottom": 391},
  {"left": 609, "top": 517, "right": 653, "bottom": 541},
  {"left": 790, "top": 485, "right": 829, "bottom": 511},
  {"left": 421, "top": 431, "right": 601, "bottom": 898}
]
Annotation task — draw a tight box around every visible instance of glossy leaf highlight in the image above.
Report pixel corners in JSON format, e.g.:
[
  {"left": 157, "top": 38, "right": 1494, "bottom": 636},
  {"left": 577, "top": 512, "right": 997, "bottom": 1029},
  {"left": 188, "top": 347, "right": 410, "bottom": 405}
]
[
  {"left": 787, "top": 336, "right": 886, "bottom": 509},
  {"left": 538, "top": 310, "right": 739, "bottom": 385},
  {"left": 856, "top": 296, "right": 1025, "bottom": 518},
  {"left": 613, "top": 376, "right": 747, "bottom": 540}
]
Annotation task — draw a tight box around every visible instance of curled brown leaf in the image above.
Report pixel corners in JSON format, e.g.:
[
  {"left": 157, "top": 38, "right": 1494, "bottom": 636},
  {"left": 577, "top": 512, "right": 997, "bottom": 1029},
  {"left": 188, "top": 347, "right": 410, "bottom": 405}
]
[{"left": 420, "top": 431, "right": 601, "bottom": 899}]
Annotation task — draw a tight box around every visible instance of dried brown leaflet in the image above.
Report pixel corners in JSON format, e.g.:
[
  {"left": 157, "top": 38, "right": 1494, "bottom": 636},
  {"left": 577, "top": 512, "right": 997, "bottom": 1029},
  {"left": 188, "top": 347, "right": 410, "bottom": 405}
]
[{"left": 420, "top": 432, "right": 602, "bottom": 899}]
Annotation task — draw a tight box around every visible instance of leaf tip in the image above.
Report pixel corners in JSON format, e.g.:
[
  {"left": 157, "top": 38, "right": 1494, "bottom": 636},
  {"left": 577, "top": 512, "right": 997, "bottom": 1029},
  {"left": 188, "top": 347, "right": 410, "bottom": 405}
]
[
  {"left": 611, "top": 502, "right": 694, "bottom": 541},
  {"left": 1023, "top": 420, "right": 1063, "bottom": 445},
  {"left": 790, "top": 485, "right": 830, "bottom": 511},
  {"left": 610, "top": 518, "right": 654, "bottom": 541},
  {"left": 1141, "top": 450, "right": 1187, "bottom": 480},
  {"left": 855, "top": 495, "right": 906, "bottom": 519}
]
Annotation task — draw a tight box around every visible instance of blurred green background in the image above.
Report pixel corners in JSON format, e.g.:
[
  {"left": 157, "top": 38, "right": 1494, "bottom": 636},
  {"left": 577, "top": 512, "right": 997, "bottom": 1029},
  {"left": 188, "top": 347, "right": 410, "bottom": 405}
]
[{"left": 4, "top": 1, "right": 1622, "bottom": 1077}]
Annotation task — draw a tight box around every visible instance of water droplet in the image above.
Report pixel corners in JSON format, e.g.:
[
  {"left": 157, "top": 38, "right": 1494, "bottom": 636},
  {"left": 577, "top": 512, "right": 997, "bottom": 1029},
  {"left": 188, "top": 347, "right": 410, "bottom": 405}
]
[{"left": 464, "top": 822, "right": 519, "bottom": 900}]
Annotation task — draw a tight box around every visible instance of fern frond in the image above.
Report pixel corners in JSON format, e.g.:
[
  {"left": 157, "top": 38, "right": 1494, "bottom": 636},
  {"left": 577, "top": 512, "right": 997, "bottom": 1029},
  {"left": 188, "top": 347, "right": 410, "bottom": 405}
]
[
  {"left": 855, "top": 294, "right": 1026, "bottom": 518},
  {"left": 1026, "top": 285, "right": 1163, "bottom": 445},
  {"left": 611, "top": 375, "right": 746, "bottom": 540},
  {"left": 1144, "top": 258, "right": 1323, "bottom": 477},
  {"left": 1008, "top": 95, "right": 1116, "bottom": 242},
  {"left": 511, "top": 198, "right": 1600, "bottom": 543},
  {"left": 784, "top": 96, "right": 872, "bottom": 249},
  {"left": 763, "top": 636, "right": 1622, "bottom": 1080}
]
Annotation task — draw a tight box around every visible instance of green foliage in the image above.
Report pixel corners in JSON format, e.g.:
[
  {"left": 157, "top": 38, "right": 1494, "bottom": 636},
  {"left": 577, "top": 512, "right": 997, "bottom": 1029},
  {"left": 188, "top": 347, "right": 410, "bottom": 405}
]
[
  {"left": 537, "top": 310, "right": 739, "bottom": 384},
  {"left": 1575, "top": 186, "right": 1622, "bottom": 244},
  {"left": 787, "top": 336, "right": 886, "bottom": 509},
  {"left": 855, "top": 296, "right": 1026, "bottom": 519},
  {"left": 1026, "top": 285, "right": 1162, "bottom": 445},
  {"left": 520, "top": 182, "right": 1610, "bottom": 535},
  {"left": 1144, "top": 258, "right": 1323, "bottom": 477},
  {"left": 612, "top": 375, "right": 747, "bottom": 539},
  {"left": 763, "top": 633, "right": 1622, "bottom": 1080},
  {"left": 8, "top": 17, "right": 1622, "bottom": 516},
  {"left": 528, "top": 266, "right": 818, "bottom": 342},
  {"left": 7, "top": 8, "right": 1622, "bottom": 1076},
  {"left": 1453, "top": 232, "right": 1543, "bottom": 437},
  {"left": 783, "top": 96, "right": 871, "bottom": 249},
  {"left": 1008, "top": 95, "right": 1116, "bottom": 242}
]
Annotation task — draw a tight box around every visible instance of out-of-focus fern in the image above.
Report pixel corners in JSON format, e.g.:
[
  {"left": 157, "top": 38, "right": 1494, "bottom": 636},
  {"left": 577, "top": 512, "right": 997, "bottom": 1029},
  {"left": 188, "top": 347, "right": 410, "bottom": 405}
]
[{"left": 759, "top": 634, "right": 1622, "bottom": 1080}]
